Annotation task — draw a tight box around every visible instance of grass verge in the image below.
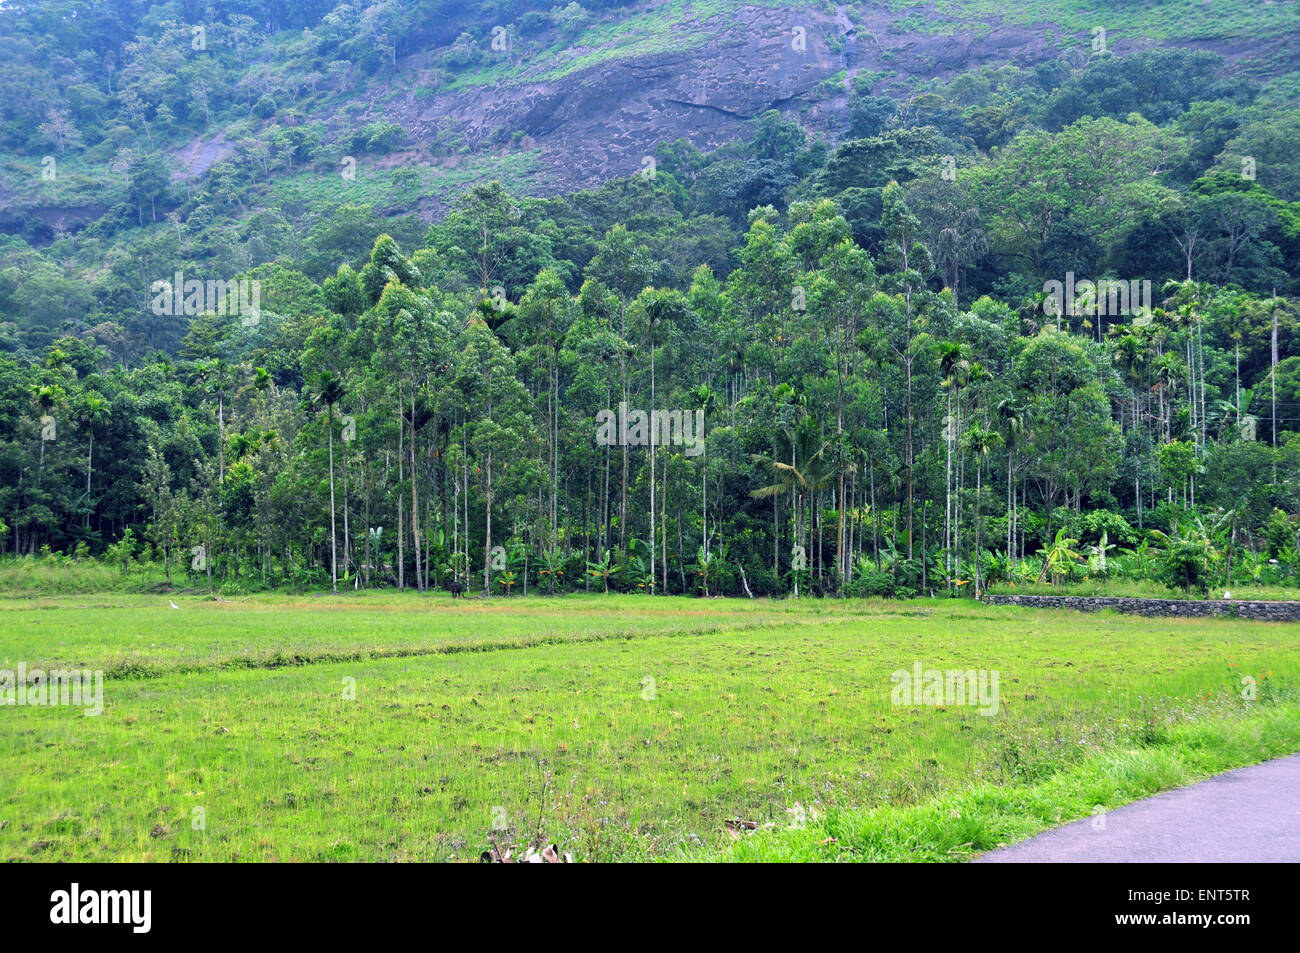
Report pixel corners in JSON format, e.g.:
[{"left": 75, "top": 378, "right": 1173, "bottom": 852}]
[{"left": 688, "top": 701, "right": 1300, "bottom": 861}]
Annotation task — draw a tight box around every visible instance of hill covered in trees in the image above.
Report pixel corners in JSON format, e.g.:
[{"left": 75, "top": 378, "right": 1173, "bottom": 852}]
[{"left": 1, "top": 1, "right": 1298, "bottom": 597}]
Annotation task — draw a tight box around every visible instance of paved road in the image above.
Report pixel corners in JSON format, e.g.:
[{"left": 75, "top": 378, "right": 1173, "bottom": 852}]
[{"left": 975, "top": 754, "right": 1300, "bottom": 862}]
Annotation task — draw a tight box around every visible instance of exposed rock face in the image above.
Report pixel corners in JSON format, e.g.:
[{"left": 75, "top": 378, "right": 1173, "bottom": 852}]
[
  {"left": 421, "top": 6, "right": 849, "bottom": 193},
  {"left": 174, "top": 132, "right": 235, "bottom": 181},
  {"left": 385, "top": 1, "right": 1296, "bottom": 201},
  {"left": 390, "top": 3, "right": 1097, "bottom": 198},
  {"left": 983, "top": 594, "right": 1300, "bottom": 622},
  {"left": 161, "top": 2, "right": 1300, "bottom": 211}
]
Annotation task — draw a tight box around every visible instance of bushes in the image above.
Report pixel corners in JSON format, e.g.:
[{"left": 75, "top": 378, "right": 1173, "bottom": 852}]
[
  {"left": 1162, "top": 537, "right": 1217, "bottom": 595},
  {"left": 843, "top": 557, "right": 915, "bottom": 599},
  {"left": 348, "top": 121, "right": 406, "bottom": 155},
  {"left": 0, "top": 553, "right": 166, "bottom": 593},
  {"left": 1265, "top": 508, "right": 1298, "bottom": 558},
  {"left": 1054, "top": 506, "right": 1137, "bottom": 548},
  {"left": 845, "top": 568, "right": 895, "bottom": 598}
]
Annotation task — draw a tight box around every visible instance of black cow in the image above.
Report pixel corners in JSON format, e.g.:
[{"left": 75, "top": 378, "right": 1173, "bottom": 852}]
[{"left": 447, "top": 579, "right": 464, "bottom": 599}]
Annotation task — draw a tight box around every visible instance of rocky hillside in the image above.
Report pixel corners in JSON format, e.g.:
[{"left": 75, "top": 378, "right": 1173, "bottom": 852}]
[
  {"left": 334, "top": 0, "right": 1300, "bottom": 203},
  {"left": 1, "top": 0, "right": 1297, "bottom": 233}
]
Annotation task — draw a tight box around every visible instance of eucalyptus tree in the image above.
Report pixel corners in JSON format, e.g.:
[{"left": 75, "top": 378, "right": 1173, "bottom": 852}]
[
  {"left": 454, "top": 318, "right": 540, "bottom": 594},
  {"left": 586, "top": 227, "right": 655, "bottom": 549},
  {"left": 305, "top": 367, "right": 345, "bottom": 592},
  {"left": 1015, "top": 329, "right": 1121, "bottom": 535},
  {"left": 871, "top": 181, "right": 939, "bottom": 558},
  {"left": 512, "top": 268, "right": 575, "bottom": 550},
  {"left": 563, "top": 292, "right": 623, "bottom": 564}
]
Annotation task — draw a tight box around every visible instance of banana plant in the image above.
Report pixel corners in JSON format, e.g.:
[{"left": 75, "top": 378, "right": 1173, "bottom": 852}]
[
  {"left": 1278, "top": 545, "right": 1299, "bottom": 580},
  {"left": 537, "top": 548, "right": 565, "bottom": 595},
  {"left": 1149, "top": 514, "right": 1222, "bottom": 595},
  {"left": 586, "top": 549, "right": 612, "bottom": 594},
  {"left": 1088, "top": 530, "right": 1116, "bottom": 577},
  {"left": 506, "top": 541, "right": 529, "bottom": 594},
  {"left": 983, "top": 550, "right": 1013, "bottom": 587},
  {"left": 1036, "top": 527, "right": 1083, "bottom": 586},
  {"left": 1237, "top": 547, "right": 1263, "bottom": 582},
  {"left": 617, "top": 537, "right": 651, "bottom": 593},
  {"left": 693, "top": 545, "right": 728, "bottom": 597}
]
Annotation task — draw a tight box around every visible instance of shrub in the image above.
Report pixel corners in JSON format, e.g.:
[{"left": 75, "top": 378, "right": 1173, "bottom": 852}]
[
  {"left": 350, "top": 121, "right": 406, "bottom": 154},
  {"left": 845, "top": 568, "right": 895, "bottom": 598},
  {"left": 1164, "top": 538, "right": 1215, "bottom": 595},
  {"left": 1264, "top": 509, "right": 1297, "bottom": 558}
]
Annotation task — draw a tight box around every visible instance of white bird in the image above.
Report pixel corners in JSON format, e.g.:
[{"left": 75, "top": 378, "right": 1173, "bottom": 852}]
[
  {"left": 1223, "top": 591, "right": 1232, "bottom": 600},
  {"left": 169, "top": 600, "right": 180, "bottom": 609}
]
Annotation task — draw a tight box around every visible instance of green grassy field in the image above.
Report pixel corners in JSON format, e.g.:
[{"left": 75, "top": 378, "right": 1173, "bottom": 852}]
[{"left": 1, "top": 593, "right": 1296, "bottom": 862}]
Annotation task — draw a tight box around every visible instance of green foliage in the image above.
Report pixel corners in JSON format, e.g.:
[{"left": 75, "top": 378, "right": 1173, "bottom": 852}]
[
  {"left": 1151, "top": 516, "right": 1223, "bottom": 595},
  {"left": 0, "top": 3, "right": 1297, "bottom": 606},
  {"left": 4, "top": 593, "right": 1297, "bottom": 860}
]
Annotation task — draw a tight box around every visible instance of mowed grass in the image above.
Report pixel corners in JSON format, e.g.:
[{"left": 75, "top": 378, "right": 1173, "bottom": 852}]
[{"left": 0, "top": 594, "right": 1296, "bottom": 862}]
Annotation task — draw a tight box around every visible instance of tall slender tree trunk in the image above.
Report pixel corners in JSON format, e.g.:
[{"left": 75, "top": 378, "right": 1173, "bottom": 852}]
[
  {"left": 974, "top": 461, "right": 983, "bottom": 598},
  {"left": 649, "top": 331, "right": 655, "bottom": 593},
  {"left": 218, "top": 392, "right": 225, "bottom": 483},
  {"left": 1272, "top": 294, "right": 1279, "bottom": 452},
  {"left": 906, "top": 355, "right": 914, "bottom": 559},
  {"left": 410, "top": 389, "right": 421, "bottom": 592},
  {"left": 397, "top": 388, "right": 404, "bottom": 591},
  {"left": 342, "top": 433, "right": 350, "bottom": 584},
  {"left": 483, "top": 451, "right": 493, "bottom": 595},
  {"left": 328, "top": 415, "right": 337, "bottom": 593}
]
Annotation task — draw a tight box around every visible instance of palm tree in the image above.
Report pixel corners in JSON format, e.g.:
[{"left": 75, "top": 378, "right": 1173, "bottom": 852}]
[
  {"left": 78, "top": 391, "right": 110, "bottom": 499},
  {"left": 688, "top": 383, "right": 720, "bottom": 556},
  {"left": 961, "top": 423, "right": 1001, "bottom": 597},
  {"left": 996, "top": 398, "right": 1027, "bottom": 559},
  {"left": 932, "top": 202, "right": 986, "bottom": 315},
  {"left": 751, "top": 416, "right": 833, "bottom": 596},
  {"left": 30, "top": 383, "right": 64, "bottom": 477},
  {"left": 1153, "top": 351, "right": 1184, "bottom": 443},
  {"left": 1162, "top": 279, "right": 1213, "bottom": 448},
  {"left": 310, "top": 371, "right": 346, "bottom": 593},
  {"left": 936, "top": 341, "right": 970, "bottom": 584},
  {"left": 1036, "top": 528, "right": 1083, "bottom": 586}
]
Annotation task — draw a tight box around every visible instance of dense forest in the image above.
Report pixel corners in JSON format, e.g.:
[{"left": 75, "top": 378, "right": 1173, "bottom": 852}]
[{"left": 1, "top": 1, "right": 1298, "bottom": 597}]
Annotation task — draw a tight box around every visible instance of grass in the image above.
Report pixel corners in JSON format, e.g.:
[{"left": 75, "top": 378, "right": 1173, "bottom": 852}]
[
  {"left": 898, "top": 0, "right": 1300, "bottom": 43},
  {"left": 427, "top": 0, "right": 1300, "bottom": 96},
  {"left": 985, "top": 578, "right": 1300, "bottom": 600},
  {"left": 1, "top": 593, "right": 1296, "bottom": 862},
  {"left": 688, "top": 700, "right": 1300, "bottom": 861},
  {"left": 266, "top": 150, "right": 542, "bottom": 213},
  {"left": 0, "top": 591, "right": 900, "bottom": 676},
  {"left": 435, "top": 1, "right": 785, "bottom": 92}
]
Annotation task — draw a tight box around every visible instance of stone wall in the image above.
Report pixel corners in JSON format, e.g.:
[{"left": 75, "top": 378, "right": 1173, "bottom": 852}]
[{"left": 981, "top": 594, "right": 1300, "bottom": 622}]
